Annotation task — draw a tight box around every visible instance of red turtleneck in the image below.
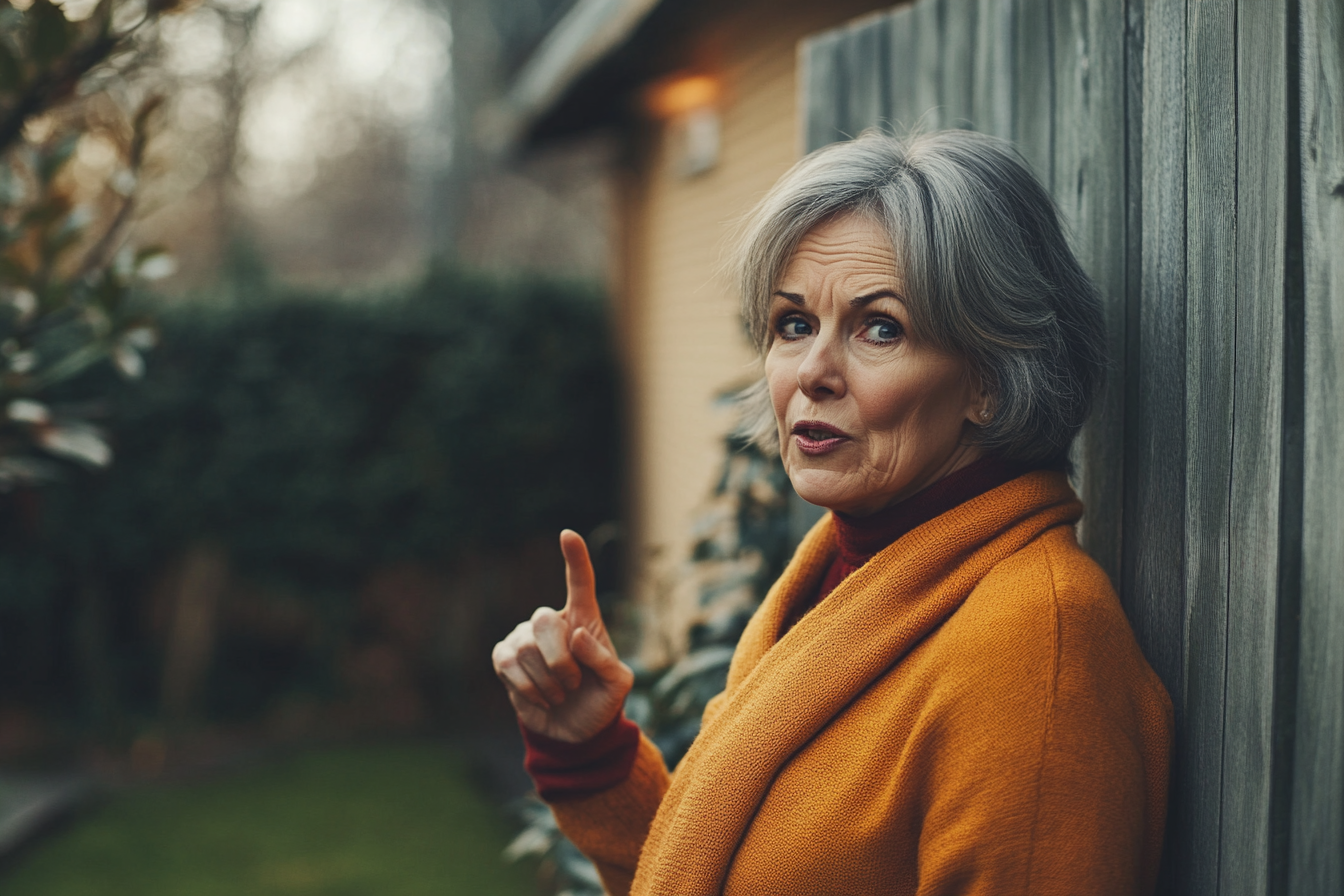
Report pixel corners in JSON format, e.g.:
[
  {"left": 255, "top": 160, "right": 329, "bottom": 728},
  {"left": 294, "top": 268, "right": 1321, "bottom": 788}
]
[
  {"left": 778, "top": 453, "right": 1026, "bottom": 635},
  {"left": 523, "top": 454, "right": 1029, "bottom": 801}
]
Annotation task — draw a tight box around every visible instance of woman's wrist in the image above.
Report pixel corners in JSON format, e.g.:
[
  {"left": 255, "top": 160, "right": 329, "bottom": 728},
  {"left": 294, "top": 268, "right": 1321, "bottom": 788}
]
[{"left": 521, "top": 712, "right": 642, "bottom": 801}]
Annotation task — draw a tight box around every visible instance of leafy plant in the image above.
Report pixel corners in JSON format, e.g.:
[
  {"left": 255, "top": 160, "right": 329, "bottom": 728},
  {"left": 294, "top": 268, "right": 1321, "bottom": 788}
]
[
  {"left": 0, "top": 0, "right": 188, "bottom": 487},
  {"left": 507, "top": 431, "right": 792, "bottom": 895}
]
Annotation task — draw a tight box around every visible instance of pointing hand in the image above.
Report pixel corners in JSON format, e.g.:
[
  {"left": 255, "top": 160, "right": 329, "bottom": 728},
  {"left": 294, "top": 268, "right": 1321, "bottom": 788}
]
[{"left": 491, "top": 530, "right": 634, "bottom": 742}]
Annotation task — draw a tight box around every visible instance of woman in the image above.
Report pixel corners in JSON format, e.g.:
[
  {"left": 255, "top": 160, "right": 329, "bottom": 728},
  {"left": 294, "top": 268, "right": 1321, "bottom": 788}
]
[{"left": 492, "top": 130, "right": 1173, "bottom": 896}]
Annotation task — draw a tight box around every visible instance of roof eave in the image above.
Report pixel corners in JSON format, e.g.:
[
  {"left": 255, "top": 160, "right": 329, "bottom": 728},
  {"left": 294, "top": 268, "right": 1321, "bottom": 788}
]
[{"left": 493, "top": 0, "right": 665, "bottom": 149}]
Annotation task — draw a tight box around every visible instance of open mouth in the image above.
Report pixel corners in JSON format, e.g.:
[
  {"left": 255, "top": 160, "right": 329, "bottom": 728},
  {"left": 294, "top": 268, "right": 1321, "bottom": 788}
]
[
  {"left": 792, "top": 421, "right": 846, "bottom": 439},
  {"left": 791, "top": 421, "right": 848, "bottom": 454}
]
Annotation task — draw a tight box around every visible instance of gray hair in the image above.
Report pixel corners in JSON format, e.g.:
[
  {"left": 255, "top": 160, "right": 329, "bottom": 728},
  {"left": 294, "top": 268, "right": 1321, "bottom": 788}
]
[{"left": 734, "top": 129, "right": 1106, "bottom": 467}]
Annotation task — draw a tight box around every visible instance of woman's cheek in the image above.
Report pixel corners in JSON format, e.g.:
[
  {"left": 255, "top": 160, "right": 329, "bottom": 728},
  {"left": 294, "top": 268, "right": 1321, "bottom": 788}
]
[{"left": 764, "top": 352, "right": 792, "bottom": 416}]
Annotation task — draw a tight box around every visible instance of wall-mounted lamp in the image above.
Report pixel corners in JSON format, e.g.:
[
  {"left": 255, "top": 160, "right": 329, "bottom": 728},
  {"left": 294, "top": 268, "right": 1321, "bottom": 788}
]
[{"left": 644, "top": 74, "right": 722, "bottom": 178}]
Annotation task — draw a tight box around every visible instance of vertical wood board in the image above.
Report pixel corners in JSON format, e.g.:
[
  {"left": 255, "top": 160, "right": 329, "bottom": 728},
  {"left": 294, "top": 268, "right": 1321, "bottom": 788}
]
[
  {"left": 1013, "top": 0, "right": 1055, "bottom": 184},
  {"left": 911, "top": 0, "right": 945, "bottom": 129},
  {"left": 1180, "top": 1, "right": 1238, "bottom": 892},
  {"left": 1125, "top": 0, "right": 1186, "bottom": 709},
  {"left": 971, "top": 0, "right": 1015, "bottom": 139},
  {"left": 840, "top": 14, "right": 892, "bottom": 137},
  {"left": 938, "top": 0, "right": 977, "bottom": 127},
  {"left": 885, "top": 6, "right": 922, "bottom": 134},
  {"left": 801, "top": 30, "right": 847, "bottom": 151},
  {"left": 1120, "top": 0, "right": 1144, "bottom": 606},
  {"left": 1290, "top": 0, "right": 1344, "bottom": 891},
  {"left": 1124, "top": 10, "right": 1188, "bottom": 886},
  {"left": 1051, "top": 0, "right": 1127, "bottom": 586},
  {"left": 1218, "top": 2, "right": 1289, "bottom": 892}
]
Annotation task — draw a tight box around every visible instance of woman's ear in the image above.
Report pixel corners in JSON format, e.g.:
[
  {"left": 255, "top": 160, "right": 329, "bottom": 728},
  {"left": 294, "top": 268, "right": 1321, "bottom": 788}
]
[{"left": 962, "top": 371, "right": 993, "bottom": 426}]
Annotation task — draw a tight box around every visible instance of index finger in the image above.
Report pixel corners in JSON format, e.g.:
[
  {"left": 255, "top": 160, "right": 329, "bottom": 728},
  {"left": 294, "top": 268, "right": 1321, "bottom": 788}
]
[{"left": 559, "top": 529, "right": 601, "bottom": 628}]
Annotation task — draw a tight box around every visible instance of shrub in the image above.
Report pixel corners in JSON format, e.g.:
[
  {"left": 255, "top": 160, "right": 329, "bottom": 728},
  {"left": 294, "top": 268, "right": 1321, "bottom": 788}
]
[{"left": 0, "top": 266, "right": 621, "bottom": 735}]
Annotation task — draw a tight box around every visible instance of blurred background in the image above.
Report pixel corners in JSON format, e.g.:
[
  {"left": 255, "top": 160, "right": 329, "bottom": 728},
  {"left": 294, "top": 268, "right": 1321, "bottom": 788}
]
[{"left": 0, "top": 0, "right": 887, "bottom": 892}]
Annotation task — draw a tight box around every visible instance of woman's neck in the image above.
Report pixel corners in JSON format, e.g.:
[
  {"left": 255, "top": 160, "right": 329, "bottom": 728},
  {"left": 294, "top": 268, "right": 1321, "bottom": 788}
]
[{"left": 830, "top": 454, "right": 1028, "bottom": 566}]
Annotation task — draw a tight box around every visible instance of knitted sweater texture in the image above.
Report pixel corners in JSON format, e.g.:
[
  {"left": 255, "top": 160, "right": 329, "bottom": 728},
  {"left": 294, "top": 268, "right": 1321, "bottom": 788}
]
[{"left": 549, "top": 471, "right": 1173, "bottom": 896}]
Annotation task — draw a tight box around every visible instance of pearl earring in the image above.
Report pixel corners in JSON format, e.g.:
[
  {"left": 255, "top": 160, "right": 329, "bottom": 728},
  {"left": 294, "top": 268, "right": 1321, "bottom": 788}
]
[{"left": 979, "top": 409, "right": 992, "bottom": 423}]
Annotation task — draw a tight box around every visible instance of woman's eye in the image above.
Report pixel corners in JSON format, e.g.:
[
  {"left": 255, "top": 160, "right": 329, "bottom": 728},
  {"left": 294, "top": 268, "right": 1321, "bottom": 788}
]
[
  {"left": 778, "top": 316, "right": 813, "bottom": 339},
  {"left": 861, "top": 318, "right": 903, "bottom": 343}
]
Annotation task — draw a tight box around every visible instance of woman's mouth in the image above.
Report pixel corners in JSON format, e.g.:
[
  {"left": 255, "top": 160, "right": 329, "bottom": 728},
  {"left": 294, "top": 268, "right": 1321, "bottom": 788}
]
[{"left": 791, "top": 421, "right": 849, "bottom": 455}]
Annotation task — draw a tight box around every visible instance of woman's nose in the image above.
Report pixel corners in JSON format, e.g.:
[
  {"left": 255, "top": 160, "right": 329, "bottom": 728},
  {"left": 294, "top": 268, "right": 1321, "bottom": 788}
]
[{"left": 796, "top": 332, "right": 846, "bottom": 399}]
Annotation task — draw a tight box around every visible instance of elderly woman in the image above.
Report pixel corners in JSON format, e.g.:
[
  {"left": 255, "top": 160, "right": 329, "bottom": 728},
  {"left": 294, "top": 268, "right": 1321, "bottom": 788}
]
[{"left": 492, "top": 130, "right": 1173, "bottom": 896}]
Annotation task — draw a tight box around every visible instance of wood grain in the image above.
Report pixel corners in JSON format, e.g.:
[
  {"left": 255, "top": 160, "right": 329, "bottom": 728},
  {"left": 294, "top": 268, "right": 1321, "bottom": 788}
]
[
  {"left": 1012, "top": 0, "right": 1054, "bottom": 185},
  {"left": 1050, "top": 0, "right": 1127, "bottom": 588},
  {"left": 801, "top": 29, "right": 846, "bottom": 152},
  {"left": 884, "top": 5, "right": 920, "bottom": 135},
  {"left": 1218, "top": 2, "right": 1289, "bottom": 892},
  {"left": 1180, "top": 1, "right": 1237, "bottom": 892},
  {"left": 839, "top": 13, "right": 891, "bottom": 137},
  {"left": 1123, "top": 0, "right": 1185, "bottom": 711},
  {"left": 970, "top": 0, "right": 1015, "bottom": 140},
  {"left": 1290, "top": 0, "right": 1344, "bottom": 891},
  {"left": 939, "top": 0, "right": 976, "bottom": 128},
  {"left": 911, "top": 0, "right": 945, "bottom": 130},
  {"left": 1122, "top": 11, "right": 1189, "bottom": 887}
]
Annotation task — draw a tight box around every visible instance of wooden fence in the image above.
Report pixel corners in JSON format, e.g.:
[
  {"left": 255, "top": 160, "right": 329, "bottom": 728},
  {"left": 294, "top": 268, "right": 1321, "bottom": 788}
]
[{"left": 801, "top": 1, "right": 1342, "bottom": 893}]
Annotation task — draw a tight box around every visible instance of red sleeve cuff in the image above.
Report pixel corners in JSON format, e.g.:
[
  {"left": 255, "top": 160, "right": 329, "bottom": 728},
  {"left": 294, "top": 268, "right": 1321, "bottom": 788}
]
[{"left": 521, "top": 712, "right": 642, "bottom": 802}]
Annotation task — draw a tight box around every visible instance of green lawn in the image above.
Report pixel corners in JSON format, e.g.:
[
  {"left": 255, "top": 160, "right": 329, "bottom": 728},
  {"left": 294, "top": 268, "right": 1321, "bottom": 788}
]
[{"left": 2, "top": 742, "right": 537, "bottom": 896}]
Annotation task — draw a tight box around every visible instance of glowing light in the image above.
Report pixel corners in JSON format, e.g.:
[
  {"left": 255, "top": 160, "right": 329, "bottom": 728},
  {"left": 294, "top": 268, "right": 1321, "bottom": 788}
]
[{"left": 645, "top": 74, "right": 721, "bottom": 119}]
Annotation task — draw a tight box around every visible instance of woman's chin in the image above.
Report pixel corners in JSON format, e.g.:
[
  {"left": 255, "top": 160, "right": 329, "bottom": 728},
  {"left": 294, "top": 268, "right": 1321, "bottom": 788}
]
[{"left": 787, "top": 470, "right": 858, "bottom": 514}]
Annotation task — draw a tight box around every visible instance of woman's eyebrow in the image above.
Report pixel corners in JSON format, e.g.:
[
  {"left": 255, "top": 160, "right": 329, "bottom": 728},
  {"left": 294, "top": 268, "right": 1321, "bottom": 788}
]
[
  {"left": 773, "top": 291, "right": 805, "bottom": 305},
  {"left": 850, "top": 289, "right": 904, "bottom": 307}
]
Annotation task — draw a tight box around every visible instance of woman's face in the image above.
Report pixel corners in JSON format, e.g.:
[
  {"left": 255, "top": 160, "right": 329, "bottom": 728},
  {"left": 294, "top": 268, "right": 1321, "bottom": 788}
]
[{"left": 764, "top": 213, "right": 986, "bottom": 517}]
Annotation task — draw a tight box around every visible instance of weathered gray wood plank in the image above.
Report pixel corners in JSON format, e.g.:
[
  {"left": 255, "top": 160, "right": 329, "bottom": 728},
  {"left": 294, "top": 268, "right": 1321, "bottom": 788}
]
[
  {"left": 1291, "top": 0, "right": 1344, "bottom": 891},
  {"left": 939, "top": 0, "right": 977, "bottom": 127},
  {"left": 1220, "top": 1, "right": 1290, "bottom": 892},
  {"left": 839, "top": 13, "right": 892, "bottom": 137},
  {"left": 1050, "top": 0, "right": 1127, "bottom": 590},
  {"left": 911, "top": 0, "right": 945, "bottom": 130},
  {"left": 1124, "top": 0, "right": 1185, "bottom": 709},
  {"left": 884, "top": 5, "right": 921, "bottom": 135},
  {"left": 801, "top": 29, "right": 847, "bottom": 152},
  {"left": 1124, "top": 7, "right": 1191, "bottom": 892},
  {"left": 1013, "top": 0, "right": 1054, "bottom": 184},
  {"left": 971, "top": 0, "right": 1015, "bottom": 140},
  {"left": 1180, "top": 1, "right": 1237, "bottom": 893}
]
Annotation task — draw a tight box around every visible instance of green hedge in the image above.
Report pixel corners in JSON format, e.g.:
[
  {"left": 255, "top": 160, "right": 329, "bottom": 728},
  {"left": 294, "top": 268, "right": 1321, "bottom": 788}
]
[{"left": 0, "top": 267, "right": 620, "bottom": 730}]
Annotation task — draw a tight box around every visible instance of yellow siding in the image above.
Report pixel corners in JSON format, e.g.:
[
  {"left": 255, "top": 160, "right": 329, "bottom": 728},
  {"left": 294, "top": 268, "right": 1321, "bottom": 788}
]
[{"left": 618, "top": 1, "right": 890, "bottom": 660}]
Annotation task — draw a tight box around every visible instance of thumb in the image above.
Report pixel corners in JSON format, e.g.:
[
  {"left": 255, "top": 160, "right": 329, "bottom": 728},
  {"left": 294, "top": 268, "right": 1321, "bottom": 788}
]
[
  {"left": 571, "top": 626, "right": 630, "bottom": 686},
  {"left": 560, "top": 529, "right": 603, "bottom": 630}
]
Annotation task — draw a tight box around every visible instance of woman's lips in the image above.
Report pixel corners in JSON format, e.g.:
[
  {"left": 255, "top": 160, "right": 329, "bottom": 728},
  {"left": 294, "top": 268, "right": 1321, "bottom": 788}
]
[{"left": 791, "top": 421, "right": 850, "bottom": 456}]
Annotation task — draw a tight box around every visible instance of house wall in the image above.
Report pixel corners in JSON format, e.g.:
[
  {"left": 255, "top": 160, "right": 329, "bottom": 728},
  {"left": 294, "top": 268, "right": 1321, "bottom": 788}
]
[{"left": 614, "top": 0, "right": 891, "bottom": 661}]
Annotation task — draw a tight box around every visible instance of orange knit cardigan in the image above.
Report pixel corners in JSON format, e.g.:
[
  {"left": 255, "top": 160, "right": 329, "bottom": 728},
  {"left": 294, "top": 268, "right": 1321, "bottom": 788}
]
[{"left": 549, "top": 471, "right": 1173, "bottom": 896}]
